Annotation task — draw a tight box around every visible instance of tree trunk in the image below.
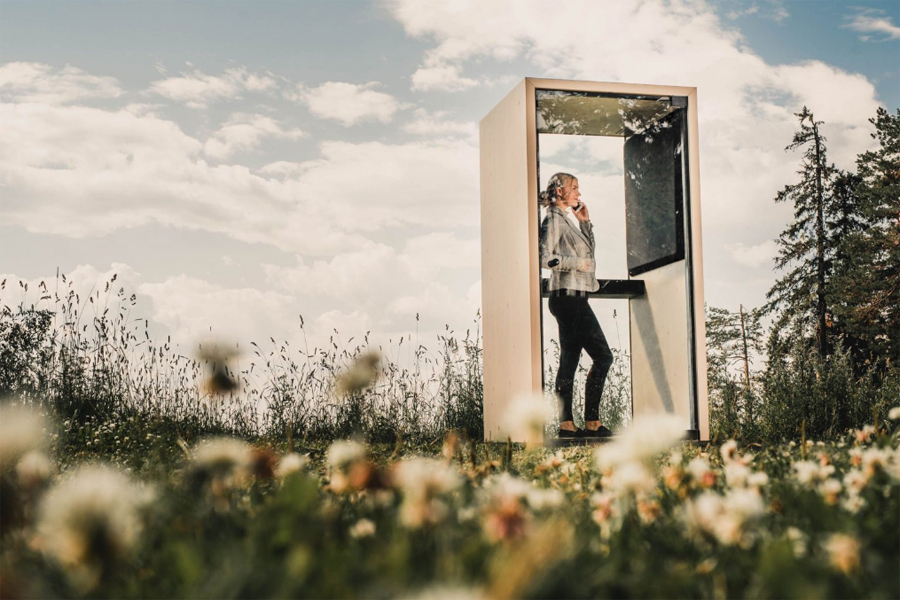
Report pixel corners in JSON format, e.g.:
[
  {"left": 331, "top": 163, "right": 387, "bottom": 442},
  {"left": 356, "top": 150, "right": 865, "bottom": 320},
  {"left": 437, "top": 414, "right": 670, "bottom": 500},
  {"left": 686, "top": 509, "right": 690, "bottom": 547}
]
[{"left": 813, "top": 120, "right": 828, "bottom": 358}]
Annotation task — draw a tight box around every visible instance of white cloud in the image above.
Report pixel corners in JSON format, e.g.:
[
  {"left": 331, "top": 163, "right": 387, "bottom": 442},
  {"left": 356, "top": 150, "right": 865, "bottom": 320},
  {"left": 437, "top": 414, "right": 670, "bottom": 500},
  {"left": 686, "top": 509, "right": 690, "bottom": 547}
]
[
  {"left": 402, "top": 108, "right": 477, "bottom": 140},
  {"left": 726, "top": 239, "right": 779, "bottom": 269},
  {"left": 148, "top": 66, "right": 277, "bottom": 108},
  {"left": 203, "top": 113, "right": 305, "bottom": 160},
  {"left": 411, "top": 62, "right": 478, "bottom": 92},
  {"left": 0, "top": 92, "right": 477, "bottom": 253},
  {"left": 0, "top": 62, "right": 123, "bottom": 104},
  {"left": 138, "top": 274, "right": 302, "bottom": 348},
  {"left": 843, "top": 9, "right": 900, "bottom": 41},
  {"left": 300, "top": 81, "right": 404, "bottom": 126}
]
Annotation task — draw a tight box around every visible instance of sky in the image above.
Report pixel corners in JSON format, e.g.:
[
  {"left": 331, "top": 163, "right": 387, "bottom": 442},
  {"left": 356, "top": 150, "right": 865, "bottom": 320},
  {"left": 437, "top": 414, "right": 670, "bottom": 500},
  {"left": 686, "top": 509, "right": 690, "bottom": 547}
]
[{"left": 1, "top": 0, "right": 898, "bottom": 369}]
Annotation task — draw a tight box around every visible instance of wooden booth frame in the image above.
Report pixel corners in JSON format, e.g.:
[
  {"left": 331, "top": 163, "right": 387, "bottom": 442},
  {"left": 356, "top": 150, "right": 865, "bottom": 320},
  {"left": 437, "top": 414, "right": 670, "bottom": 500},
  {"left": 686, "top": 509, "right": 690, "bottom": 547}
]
[{"left": 480, "top": 78, "right": 709, "bottom": 444}]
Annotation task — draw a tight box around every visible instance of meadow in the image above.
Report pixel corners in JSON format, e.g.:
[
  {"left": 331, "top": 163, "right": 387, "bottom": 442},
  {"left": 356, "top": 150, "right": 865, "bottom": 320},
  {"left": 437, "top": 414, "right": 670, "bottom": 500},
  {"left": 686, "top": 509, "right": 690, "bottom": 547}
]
[{"left": 1, "top": 277, "right": 899, "bottom": 599}]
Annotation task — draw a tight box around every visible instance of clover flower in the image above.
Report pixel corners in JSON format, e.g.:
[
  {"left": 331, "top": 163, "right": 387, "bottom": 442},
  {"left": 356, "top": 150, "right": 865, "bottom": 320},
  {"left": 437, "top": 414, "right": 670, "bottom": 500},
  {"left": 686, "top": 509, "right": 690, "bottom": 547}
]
[
  {"left": 595, "top": 414, "right": 684, "bottom": 469},
  {"left": 500, "top": 392, "right": 554, "bottom": 444},
  {"left": 349, "top": 518, "right": 376, "bottom": 539},
  {"left": 824, "top": 533, "right": 861, "bottom": 574},
  {"left": 15, "top": 450, "right": 53, "bottom": 490},
  {"left": 792, "top": 460, "right": 834, "bottom": 486},
  {"left": 393, "top": 457, "right": 461, "bottom": 528},
  {"left": 0, "top": 404, "right": 48, "bottom": 472},
  {"left": 275, "top": 453, "right": 309, "bottom": 478},
  {"left": 33, "top": 464, "right": 154, "bottom": 592},
  {"left": 187, "top": 437, "right": 254, "bottom": 509},
  {"left": 687, "top": 457, "right": 716, "bottom": 488},
  {"left": 326, "top": 440, "right": 367, "bottom": 493},
  {"left": 683, "top": 488, "right": 764, "bottom": 547}
]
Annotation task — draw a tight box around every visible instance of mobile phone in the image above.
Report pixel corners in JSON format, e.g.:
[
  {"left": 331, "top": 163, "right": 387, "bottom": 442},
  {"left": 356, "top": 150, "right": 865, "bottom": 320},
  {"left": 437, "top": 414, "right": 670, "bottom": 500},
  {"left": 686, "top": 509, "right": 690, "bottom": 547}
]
[{"left": 573, "top": 202, "right": 584, "bottom": 212}]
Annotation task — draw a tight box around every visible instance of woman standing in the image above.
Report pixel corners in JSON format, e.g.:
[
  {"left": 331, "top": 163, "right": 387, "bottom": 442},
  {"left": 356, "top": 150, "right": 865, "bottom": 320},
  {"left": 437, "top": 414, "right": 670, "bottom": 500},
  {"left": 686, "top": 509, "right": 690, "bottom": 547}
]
[{"left": 539, "top": 172, "right": 614, "bottom": 439}]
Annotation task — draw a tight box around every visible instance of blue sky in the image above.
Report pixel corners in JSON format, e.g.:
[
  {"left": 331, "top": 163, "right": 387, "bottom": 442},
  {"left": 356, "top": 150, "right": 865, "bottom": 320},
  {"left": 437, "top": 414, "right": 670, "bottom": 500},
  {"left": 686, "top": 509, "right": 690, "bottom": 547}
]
[{"left": 1, "top": 0, "right": 898, "bottom": 363}]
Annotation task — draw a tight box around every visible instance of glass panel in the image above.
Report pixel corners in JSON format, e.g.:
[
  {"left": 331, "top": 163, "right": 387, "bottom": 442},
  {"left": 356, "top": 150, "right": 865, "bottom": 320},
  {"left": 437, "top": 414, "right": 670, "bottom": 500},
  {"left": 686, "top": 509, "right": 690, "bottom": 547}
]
[
  {"left": 624, "top": 109, "right": 686, "bottom": 275},
  {"left": 535, "top": 89, "right": 688, "bottom": 433},
  {"left": 536, "top": 131, "right": 632, "bottom": 432}
]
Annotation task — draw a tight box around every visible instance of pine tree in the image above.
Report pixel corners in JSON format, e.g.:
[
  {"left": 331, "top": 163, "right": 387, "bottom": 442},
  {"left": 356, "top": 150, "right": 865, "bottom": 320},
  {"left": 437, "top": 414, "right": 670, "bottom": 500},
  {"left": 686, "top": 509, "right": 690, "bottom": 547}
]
[
  {"left": 766, "top": 107, "right": 836, "bottom": 359},
  {"left": 833, "top": 108, "right": 900, "bottom": 371}
]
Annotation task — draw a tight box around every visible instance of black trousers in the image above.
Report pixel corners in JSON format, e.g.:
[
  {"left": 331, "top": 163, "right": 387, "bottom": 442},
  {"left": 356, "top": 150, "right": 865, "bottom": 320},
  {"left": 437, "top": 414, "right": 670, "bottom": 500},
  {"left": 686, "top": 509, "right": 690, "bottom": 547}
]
[{"left": 548, "top": 294, "right": 614, "bottom": 423}]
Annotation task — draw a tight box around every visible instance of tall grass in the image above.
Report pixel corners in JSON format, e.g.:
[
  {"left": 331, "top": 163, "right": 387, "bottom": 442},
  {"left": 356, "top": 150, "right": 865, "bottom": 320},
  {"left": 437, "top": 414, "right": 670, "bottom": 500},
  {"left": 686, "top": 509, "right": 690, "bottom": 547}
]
[{"left": 0, "top": 274, "right": 484, "bottom": 445}]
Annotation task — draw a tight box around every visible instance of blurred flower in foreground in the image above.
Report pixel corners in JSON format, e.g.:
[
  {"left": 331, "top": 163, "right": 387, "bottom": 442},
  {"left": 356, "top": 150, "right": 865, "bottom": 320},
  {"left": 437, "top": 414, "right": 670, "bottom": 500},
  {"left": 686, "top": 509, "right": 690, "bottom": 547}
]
[
  {"left": 0, "top": 404, "right": 49, "bottom": 472},
  {"left": 888, "top": 406, "right": 900, "bottom": 420},
  {"left": 275, "top": 453, "right": 309, "bottom": 478},
  {"left": 824, "top": 533, "right": 861, "bottom": 574},
  {"left": 393, "top": 457, "right": 461, "bottom": 528},
  {"left": 595, "top": 413, "right": 684, "bottom": 469},
  {"left": 500, "top": 392, "right": 554, "bottom": 446},
  {"left": 15, "top": 449, "right": 53, "bottom": 491},
  {"left": 197, "top": 340, "right": 240, "bottom": 395},
  {"left": 683, "top": 488, "right": 764, "bottom": 547},
  {"left": 335, "top": 350, "right": 381, "bottom": 396},
  {"left": 349, "top": 518, "right": 376, "bottom": 539},
  {"left": 326, "top": 440, "right": 367, "bottom": 493},
  {"left": 33, "top": 464, "right": 154, "bottom": 592},
  {"left": 187, "top": 437, "right": 253, "bottom": 509}
]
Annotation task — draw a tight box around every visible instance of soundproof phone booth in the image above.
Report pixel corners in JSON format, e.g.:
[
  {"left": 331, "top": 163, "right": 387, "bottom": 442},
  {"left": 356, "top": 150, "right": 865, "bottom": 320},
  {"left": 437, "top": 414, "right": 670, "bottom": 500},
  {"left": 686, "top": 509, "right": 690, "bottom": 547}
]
[{"left": 480, "top": 78, "right": 709, "bottom": 444}]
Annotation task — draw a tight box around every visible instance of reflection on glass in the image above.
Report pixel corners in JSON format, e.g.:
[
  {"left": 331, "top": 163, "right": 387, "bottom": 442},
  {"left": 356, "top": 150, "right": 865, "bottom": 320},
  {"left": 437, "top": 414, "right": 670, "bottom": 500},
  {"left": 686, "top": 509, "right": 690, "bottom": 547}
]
[{"left": 536, "top": 89, "right": 689, "bottom": 435}]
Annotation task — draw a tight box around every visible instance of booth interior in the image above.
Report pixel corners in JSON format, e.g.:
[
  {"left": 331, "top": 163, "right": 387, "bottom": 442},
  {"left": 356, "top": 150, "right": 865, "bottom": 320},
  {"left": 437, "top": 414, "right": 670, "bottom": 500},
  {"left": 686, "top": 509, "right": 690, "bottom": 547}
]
[{"left": 535, "top": 89, "right": 698, "bottom": 438}]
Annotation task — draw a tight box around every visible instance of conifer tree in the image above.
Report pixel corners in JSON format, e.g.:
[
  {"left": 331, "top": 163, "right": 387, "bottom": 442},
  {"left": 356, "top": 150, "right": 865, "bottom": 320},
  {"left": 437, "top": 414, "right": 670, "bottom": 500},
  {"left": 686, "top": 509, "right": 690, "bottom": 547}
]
[
  {"left": 832, "top": 108, "right": 900, "bottom": 371},
  {"left": 766, "top": 107, "right": 835, "bottom": 359}
]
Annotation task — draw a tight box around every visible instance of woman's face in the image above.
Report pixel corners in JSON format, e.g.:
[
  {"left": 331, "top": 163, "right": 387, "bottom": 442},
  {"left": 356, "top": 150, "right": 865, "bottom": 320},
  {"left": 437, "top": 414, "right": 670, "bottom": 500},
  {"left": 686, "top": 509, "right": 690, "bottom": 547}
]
[{"left": 559, "top": 178, "right": 581, "bottom": 207}]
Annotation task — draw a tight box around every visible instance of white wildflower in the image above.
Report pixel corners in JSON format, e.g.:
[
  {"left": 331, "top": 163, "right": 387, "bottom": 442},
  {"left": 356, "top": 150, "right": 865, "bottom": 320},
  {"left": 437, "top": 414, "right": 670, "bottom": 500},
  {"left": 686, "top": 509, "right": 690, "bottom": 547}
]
[
  {"left": 785, "top": 526, "right": 807, "bottom": 557},
  {"left": 841, "top": 493, "right": 866, "bottom": 514},
  {"left": 500, "top": 392, "right": 554, "bottom": 444},
  {"left": 275, "top": 453, "right": 308, "bottom": 478},
  {"left": 349, "top": 518, "right": 376, "bottom": 539},
  {"left": 823, "top": 533, "right": 861, "bottom": 574},
  {"left": 595, "top": 414, "right": 684, "bottom": 469},
  {"left": 888, "top": 406, "right": 900, "bottom": 420},
  {"left": 0, "top": 404, "right": 49, "bottom": 472},
  {"left": 16, "top": 450, "right": 53, "bottom": 489},
  {"left": 747, "top": 471, "right": 769, "bottom": 489},
  {"left": 526, "top": 487, "right": 564, "bottom": 511},
  {"left": 724, "top": 462, "right": 751, "bottom": 488},
  {"left": 604, "top": 461, "right": 656, "bottom": 496},
  {"left": 326, "top": 440, "right": 366, "bottom": 470},
  {"left": 818, "top": 478, "right": 842, "bottom": 505},
  {"left": 191, "top": 437, "right": 253, "bottom": 478},
  {"left": 683, "top": 489, "right": 764, "bottom": 547},
  {"left": 720, "top": 440, "right": 739, "bottom": 462},
  {"left": 34, "top": 464, "right": 154, "bottom": 592},
  {"left": 394, "top": 458, "right": 461, "bottom": 528}
]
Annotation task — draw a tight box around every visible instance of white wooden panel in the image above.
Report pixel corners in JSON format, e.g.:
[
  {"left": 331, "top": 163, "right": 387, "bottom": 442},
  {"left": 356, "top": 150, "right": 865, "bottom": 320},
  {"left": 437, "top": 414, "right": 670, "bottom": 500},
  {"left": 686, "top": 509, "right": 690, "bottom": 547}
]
[
  {"left": 629, "top": 260, "right": 691, "bottom": 422},
  {"left": 480, "top": 81, "right": 542, "bottom": 442}
]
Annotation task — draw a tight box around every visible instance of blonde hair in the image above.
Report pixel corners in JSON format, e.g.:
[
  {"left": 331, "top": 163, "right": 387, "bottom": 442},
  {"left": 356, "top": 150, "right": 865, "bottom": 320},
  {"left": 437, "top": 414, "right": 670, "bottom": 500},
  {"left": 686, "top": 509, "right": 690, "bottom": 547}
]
[{"left": 539, "top": 172, "right": 575, "bottom": 207}]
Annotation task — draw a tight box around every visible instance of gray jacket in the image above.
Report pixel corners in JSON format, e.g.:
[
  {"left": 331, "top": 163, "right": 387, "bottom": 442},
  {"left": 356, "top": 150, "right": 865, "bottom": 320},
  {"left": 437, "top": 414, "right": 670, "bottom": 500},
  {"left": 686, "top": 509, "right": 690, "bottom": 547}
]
[{"left": 539, "top": 205, "right": 600, "bottom": 293}]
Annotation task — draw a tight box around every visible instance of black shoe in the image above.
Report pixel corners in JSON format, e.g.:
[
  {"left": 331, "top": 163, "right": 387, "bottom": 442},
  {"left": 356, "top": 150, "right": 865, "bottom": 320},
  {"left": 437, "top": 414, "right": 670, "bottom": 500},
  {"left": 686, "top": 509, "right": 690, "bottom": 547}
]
[
  {"left": 557, "top": 427, "right": 584, "bottom": 438},
  {"left": 582, "top": 425, "right": 614, "bottom": 438}
]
